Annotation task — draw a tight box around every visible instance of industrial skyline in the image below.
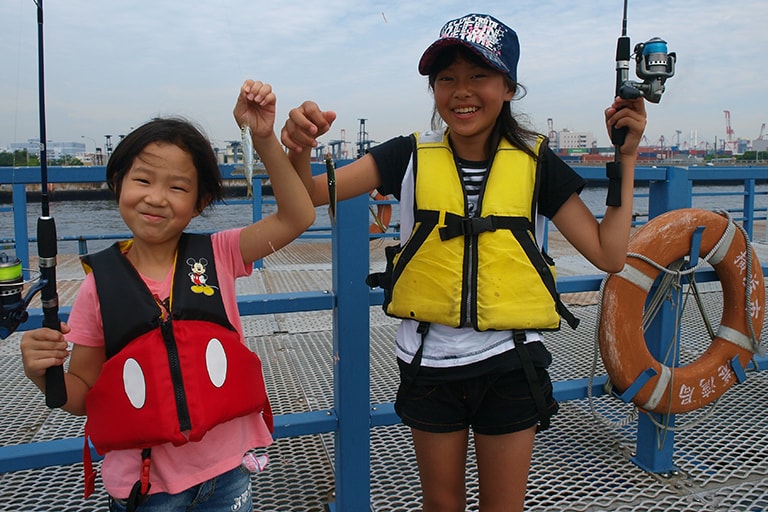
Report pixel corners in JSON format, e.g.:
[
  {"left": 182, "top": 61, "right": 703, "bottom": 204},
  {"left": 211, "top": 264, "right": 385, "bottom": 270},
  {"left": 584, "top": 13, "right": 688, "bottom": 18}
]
[{"left": 2, "top": 1, "right": 765, "bottom": 154}]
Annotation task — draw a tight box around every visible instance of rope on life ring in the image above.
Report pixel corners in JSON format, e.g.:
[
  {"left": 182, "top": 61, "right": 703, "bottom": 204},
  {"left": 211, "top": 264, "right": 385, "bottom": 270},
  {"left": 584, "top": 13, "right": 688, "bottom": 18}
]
[
  {"left": 369, "top": 191, "right": 392, "bottom": 234},
  {"left": 598, "top": 208, "right": 764, "bottom": 414}
]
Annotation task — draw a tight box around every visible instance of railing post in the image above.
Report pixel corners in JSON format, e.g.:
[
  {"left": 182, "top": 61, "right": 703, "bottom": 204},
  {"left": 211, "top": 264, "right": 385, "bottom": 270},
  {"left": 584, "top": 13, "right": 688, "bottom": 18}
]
[
  {"left": 12, "top": 184, "right": 30, "bottom": 273},
  {"left": 633, "top": 167, "right": 692, "bottom": 474},
  {"left": 331, "top": 193, "right": 371, "bottom": 511},
  {"left": 631, "top": 270, "right": 683, "bottom": 474},
  {"left": 648, "top": 166, "right": 691, "bottom": 219},
  {"left": 743, "top": 179, "right": 756, "bottom": 239}
]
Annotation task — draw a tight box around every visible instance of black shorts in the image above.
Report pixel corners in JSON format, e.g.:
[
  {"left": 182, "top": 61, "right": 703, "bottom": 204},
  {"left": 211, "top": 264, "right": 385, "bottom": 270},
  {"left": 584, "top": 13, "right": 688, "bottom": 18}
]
[{"left": 395, "top": 358, "right": 558, "bottom": 435}]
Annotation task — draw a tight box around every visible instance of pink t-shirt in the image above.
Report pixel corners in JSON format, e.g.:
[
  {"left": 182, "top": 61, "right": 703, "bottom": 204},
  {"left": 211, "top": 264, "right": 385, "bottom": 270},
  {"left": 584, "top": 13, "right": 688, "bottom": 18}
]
[{"left": 67, "top": 228, "right": 273, "bottom": 498}]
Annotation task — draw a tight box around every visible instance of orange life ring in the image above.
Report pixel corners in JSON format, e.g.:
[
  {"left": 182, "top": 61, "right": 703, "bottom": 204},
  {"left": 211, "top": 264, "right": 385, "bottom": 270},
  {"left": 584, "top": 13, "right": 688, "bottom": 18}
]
[
  {"left": 369, "top": 191, "right": 392, "bottom": 233},
  {"left": 599, "top": 208, "right": 764, "bottom": 414}
]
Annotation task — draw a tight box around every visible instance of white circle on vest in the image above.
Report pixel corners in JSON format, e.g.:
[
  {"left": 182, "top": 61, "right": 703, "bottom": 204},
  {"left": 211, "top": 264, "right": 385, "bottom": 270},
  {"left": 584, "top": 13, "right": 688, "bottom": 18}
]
[
  {"left": 122, "top": 358, "right": 146, "bottom": 409},
  {"left": 206, "top": 338, "right": 228, "bottom": 388}
]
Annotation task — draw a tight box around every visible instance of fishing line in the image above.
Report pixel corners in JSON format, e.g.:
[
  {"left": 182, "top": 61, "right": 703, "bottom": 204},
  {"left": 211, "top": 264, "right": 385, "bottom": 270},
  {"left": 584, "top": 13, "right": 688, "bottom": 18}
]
[{"left": 10, "top": 0, "right": 27, "bottom": 167}]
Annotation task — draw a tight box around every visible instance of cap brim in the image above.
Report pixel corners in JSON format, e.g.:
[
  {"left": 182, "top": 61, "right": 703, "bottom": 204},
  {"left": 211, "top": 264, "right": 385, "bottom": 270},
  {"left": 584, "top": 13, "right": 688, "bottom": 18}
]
[{"left": 418, "top": 38, "right": 510, "bottom": 77}]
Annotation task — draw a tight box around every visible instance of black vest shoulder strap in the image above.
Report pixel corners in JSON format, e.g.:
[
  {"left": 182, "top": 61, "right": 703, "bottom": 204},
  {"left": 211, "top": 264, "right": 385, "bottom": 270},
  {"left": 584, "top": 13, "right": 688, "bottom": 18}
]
[
  {"left": 171, "top": 233, "right": 233, "bottom": 329},
  {"left": 82, "top": 243, "right": 160, "bottom": 359},
  {"left": 82, "top": 233, "right": 234, "bottom": 359}
]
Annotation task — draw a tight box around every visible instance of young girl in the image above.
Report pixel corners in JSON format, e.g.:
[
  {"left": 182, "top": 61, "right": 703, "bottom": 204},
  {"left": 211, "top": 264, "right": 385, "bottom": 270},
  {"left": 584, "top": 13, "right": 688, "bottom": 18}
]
[
  {"left": 20, "top": 80, "right": 315, "bottom": 511},
  {"left": 281, "top": 14, "right": 646, "bottom": 512}
]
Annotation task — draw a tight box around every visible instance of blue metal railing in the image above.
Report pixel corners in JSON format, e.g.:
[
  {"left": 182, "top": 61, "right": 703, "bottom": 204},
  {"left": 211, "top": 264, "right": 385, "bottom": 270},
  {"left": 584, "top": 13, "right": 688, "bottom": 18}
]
[
  {"left": 3, "top": 164, "right": 768, "bottom": 266},
  {"left": 1, "top": 164, "right": 768, "bottom": 509},
  {"left": 0, "top": 161, "right": 400, "bottom": 269}
]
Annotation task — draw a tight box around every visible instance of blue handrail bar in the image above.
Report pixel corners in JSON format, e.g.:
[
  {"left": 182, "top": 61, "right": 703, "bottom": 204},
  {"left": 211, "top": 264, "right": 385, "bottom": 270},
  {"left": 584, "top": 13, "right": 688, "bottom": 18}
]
[{"left": 1, "top": 164, "right": 768, "bottom": 508}]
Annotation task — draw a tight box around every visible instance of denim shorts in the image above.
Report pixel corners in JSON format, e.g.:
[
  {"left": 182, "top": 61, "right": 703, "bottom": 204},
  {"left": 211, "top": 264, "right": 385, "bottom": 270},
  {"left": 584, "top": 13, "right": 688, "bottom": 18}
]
[
  {"left": 109, "top": 464, "right": 253, "bottom": 512},
  {"left": 395, "top": 363, "right": 559, "bottom": 435}
]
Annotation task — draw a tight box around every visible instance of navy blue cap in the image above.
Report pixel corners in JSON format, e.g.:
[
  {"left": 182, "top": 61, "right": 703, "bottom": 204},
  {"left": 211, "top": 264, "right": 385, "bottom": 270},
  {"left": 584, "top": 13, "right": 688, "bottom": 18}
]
[{"left": 418, "top": 13, "right": 520, "bottom": 82}]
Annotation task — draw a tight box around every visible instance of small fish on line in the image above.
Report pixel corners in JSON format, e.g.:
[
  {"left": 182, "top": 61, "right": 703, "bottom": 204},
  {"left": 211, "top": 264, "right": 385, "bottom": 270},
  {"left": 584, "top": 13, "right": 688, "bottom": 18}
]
[
  {"left": 235, "top": 124, "right": 255, "bottom": 197},
  {"left": 325, "top": 153, "right": 337, "bottom": 223}
]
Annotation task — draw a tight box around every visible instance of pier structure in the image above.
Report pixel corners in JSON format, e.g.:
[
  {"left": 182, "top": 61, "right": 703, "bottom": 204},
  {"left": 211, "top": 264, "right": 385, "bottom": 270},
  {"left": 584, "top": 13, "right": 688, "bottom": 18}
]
[{"left": 1, "top": 164, "right": 768, "bottom": 510}]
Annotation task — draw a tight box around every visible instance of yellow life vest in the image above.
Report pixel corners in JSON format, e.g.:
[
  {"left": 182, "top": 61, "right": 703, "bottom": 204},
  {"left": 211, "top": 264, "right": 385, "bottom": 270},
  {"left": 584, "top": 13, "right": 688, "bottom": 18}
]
[{"left": 383, "top": 131, "right": 577, "bottom": 331}]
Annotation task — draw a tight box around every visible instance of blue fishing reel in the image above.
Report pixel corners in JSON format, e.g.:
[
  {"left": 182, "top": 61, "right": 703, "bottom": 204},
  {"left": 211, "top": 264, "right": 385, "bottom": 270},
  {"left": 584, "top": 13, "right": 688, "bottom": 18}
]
[
  {"left": 607, "top": 0, "right": 678, "bottom": 207},
  {"left": 618, "top": 37, "right": 676, "bottom": 104}
]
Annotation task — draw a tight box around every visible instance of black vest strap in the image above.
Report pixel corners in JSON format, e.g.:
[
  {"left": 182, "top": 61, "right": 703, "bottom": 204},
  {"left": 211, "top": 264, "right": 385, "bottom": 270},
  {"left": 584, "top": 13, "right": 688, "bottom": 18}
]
[
  {"left": 82, "top": 233, "right": 234, "bottom": 359},
  {"left": 413, "top": 210, "right": 533, "bottom": 241},
  {"left": 438, "top": 214, "right": 532, "bottom": 241},
  {"left": 394, "top": 322, "right": 429, "bottom": 418},
  {"left": 82, "top": 244, "right": 159, "bottom": 359},
  {"left": 514, "top": 331, "right": 552, "bottom": 432},
  {"left": 510, "top": 231, "right": 580, "bottom": 330}
]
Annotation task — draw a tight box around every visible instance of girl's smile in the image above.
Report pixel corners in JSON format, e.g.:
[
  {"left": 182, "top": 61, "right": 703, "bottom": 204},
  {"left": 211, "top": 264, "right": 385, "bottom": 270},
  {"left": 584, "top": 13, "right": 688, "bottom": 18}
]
[
  {"left": 433, "top": 55, "right": 513, "bottom": 159},
  {"left": 118, "top": 142, "right": 200, "bottom": 247}
]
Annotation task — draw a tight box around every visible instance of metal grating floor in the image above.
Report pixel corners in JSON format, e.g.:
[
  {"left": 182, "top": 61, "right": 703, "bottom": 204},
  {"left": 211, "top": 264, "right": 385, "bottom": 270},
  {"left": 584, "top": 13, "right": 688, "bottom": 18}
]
[{"left": 2, "top": 244, "right": 768, "bottom": 511}]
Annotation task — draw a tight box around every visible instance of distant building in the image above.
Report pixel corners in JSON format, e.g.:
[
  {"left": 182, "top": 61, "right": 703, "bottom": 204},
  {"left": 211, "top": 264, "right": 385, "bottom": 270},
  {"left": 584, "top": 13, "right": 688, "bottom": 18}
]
[
  {"left": 554, "top": 129, "right": 597, "bottom": 151},
  {"left": 10, "top": 139, "right": 85, "bottom": 159},
  {"left": 754, "top": 139, "right": 768, "bottom": 152},
  {"left": 215, "top": 141, "right": 240, "bottom": 165},
  {"left": 6, "top": 137, "right": 245, "bottom": 166}
]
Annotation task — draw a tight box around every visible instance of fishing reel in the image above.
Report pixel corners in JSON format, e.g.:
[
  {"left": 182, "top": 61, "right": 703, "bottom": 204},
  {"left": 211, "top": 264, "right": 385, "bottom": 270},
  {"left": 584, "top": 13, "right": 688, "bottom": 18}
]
[
  {"left": 617, "top": 37, "right": 676, "bottom": 104},
  {"left": 0, "top": 252, "right": 45, "bottom": 339},
  {"left": 607, "top": 1, "right": 678, "bottom": 208}
]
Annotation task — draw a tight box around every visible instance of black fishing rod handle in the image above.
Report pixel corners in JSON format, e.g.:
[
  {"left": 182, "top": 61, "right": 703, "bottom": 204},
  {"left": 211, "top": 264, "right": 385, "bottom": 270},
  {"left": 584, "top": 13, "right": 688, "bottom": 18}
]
[
  {"left": 38, "top": 216, "right": 67, "bottom": 408},
  {"left": 611, "top": 35, "right": 631, "bottom": 147}
]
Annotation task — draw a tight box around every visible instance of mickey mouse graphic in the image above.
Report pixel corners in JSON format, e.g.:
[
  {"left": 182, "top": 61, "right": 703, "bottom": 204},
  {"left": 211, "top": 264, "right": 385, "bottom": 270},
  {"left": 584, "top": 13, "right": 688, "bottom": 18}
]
[{"left": 187, "top": 257, "right": 217, "bottom": 296}]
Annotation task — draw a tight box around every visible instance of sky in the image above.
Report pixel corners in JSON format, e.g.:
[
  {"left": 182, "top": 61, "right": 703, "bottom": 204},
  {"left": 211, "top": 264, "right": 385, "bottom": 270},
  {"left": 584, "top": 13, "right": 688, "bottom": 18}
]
[{"left": 1, "top": 0, "right": 766, "bottom": 153}]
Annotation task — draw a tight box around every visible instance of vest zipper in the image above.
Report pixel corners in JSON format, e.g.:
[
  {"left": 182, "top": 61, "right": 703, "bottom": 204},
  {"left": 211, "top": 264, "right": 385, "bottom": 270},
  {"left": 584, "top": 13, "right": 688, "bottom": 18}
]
[
  {"left": 464, "top": 236, "right": 475, "bottom": 327},
  {"left": 456, "top": 154, "right": 473, "bottom": 327},
  {"left": 160, "top": 319, "right": 192, "bottom": 432},
  {"left": 458, "top": 155, "right": 488, "bottom": 329}
]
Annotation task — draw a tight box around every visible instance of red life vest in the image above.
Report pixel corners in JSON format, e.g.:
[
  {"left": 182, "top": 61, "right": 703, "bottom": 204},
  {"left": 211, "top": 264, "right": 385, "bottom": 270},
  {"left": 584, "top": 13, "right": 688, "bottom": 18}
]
[{"left": 80, "top": 234, "right": 272, "bottom": 497}]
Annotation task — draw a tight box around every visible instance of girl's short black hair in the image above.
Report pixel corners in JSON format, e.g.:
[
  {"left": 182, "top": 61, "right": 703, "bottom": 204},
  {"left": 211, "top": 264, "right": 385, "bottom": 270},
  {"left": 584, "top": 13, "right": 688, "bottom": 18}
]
[{"left": 105, "top": 117, "right": 223, "bottom": 213}]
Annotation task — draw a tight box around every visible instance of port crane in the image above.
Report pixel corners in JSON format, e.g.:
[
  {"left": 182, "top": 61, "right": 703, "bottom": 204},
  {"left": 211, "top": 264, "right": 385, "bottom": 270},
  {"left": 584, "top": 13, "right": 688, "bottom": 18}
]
[
  {"left": 546, "top": 118, "right": 558, "bottom": 150},
  {"left": 723, "top": 110, "right": 738, "bottom": 153},
  {"left": 313, "top": 129, "right": 350, "bottom": 161},
  {"left": 356, "top": 119, "right": 376, "bottom": 158},
  {"left": 104, "top": 135, "right": 113, "bottom": 160},
  {"left": 327, "top": 128, "right": 349, "bottom": 161}
]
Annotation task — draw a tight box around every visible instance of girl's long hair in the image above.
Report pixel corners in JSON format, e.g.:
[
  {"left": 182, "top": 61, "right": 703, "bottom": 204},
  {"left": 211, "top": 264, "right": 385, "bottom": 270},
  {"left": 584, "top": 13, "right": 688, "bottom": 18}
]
[{"left": 427, "top": 46, "right": 541, "bottom": 160}]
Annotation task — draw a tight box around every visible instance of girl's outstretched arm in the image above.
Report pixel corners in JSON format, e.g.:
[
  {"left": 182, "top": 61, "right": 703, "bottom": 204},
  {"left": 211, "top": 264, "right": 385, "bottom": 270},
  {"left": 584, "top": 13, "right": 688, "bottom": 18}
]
[
  {"left": 282, "top": 100, "right": 336, "bottom": 204},
  {"left": 233, "top": 80, "right": 315, "bottom": 265},
  {"left": 281, "top": 101, "right": 381, "bottom": 206},
  {"left": 553, "top": 96, "right": 647, "bottom": 273}
]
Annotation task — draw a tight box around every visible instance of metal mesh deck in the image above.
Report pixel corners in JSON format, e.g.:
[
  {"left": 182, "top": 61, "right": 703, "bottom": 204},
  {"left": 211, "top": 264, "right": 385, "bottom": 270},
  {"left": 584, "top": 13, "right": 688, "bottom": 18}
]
[{"left": 1, "top": 245, "right": 768, "bottom": 511}]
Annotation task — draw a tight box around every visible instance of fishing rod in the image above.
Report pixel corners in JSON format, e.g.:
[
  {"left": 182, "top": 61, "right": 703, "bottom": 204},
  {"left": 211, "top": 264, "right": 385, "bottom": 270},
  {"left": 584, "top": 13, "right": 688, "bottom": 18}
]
[
  {"left": 35, "top": 0, "right": 67, "bottom": 408},
  {"left": 606, "top": 0, "right": 676, "bottom": 207},
  {"left": 0, "top": 0, "right": 66, "bottom": 408}
]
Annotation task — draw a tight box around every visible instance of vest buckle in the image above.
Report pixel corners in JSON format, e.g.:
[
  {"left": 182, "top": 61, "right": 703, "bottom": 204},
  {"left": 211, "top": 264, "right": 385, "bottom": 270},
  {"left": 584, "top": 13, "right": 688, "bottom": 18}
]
[
  {"left": 439, "top": 216, "right": 497, "bottom": 240},
  {"left": 126, "top": 448, "right": 152, "bottom": 512}
]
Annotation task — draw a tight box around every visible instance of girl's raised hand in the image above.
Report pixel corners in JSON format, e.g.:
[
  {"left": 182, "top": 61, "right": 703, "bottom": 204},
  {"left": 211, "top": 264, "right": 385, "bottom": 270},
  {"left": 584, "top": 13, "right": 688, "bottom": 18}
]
[
  {"left": 605, "top": 96, "right": 647, "bottom": 156},
  {"left": 281, "top": 101, "right": 337, "bottom": 152},
  {"left": 233, "top": 80, "right": 277, "bottom": 139}
]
